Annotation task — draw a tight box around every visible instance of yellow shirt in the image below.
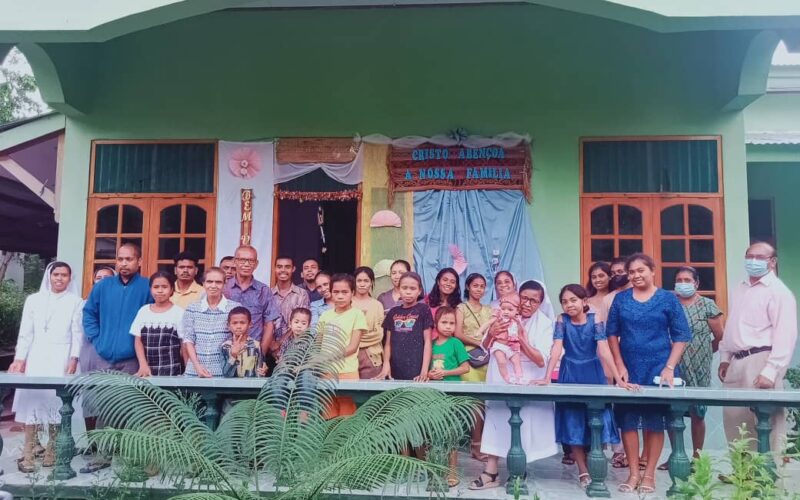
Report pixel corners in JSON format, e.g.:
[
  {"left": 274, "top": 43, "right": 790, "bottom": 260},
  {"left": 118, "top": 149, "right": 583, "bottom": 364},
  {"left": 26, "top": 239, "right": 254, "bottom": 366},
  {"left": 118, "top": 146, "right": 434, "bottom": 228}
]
[
  {"left": 317, "top": 307, "right": 367, "bottom": 375},
  {"left": 170, "top": 280, "right": 204, "bottom": 309}
]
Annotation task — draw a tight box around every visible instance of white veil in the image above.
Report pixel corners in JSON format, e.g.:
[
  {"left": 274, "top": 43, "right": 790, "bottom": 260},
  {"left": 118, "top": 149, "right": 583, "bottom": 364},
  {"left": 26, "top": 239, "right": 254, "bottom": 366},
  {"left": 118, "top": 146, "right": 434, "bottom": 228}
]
[{"left": 40, "top": 261, "right": 81, "bottom": 295}]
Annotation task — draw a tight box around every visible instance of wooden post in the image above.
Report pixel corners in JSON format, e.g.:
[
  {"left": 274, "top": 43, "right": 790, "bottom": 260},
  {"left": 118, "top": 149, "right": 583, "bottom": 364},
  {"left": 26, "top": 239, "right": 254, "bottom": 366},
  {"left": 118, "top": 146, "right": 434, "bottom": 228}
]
[
  {"left": 505, "top": 400, "right": 528, "bottom": 495},
  {"left": 667, "top": 403, "right": 691, "bottom": 496},
  {"left": 50, "top": 387, "right": 76, "bottom": 480},
  {"left": 586, "top": 403, "right": 610, "bottom": 497}
]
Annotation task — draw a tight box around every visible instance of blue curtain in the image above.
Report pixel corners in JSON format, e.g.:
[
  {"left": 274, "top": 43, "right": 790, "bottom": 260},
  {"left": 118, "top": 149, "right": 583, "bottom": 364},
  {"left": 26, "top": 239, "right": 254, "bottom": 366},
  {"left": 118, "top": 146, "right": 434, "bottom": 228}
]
[{"left": 413, "top": 190, "right": 544, "bottom": 302}]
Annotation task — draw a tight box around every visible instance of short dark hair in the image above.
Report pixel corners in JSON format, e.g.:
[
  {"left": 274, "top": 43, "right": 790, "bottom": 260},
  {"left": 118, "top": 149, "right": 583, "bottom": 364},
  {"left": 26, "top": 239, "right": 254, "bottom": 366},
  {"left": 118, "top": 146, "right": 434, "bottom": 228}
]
[
  {"left": 610, "top": 257, "right": 627, "bottom": 268},
  {"left": 275, "top": 255, "right": 294, "bottom": 265},
  {"left": 330, "top": 273, "right": 356, "bottom": 292},
  {"left": 290, "top": 307, "right": 312, "bottom": 322},
  {"left": 220, "top": 256, "right": 235, "bottom": 264},
  {"left": 119, "top": 242, "right": 141, "bottom": 259},
  {"left": 559, "top": 283, "right": 590, "bottom": 313},
  {"left": 228, "top": 306, "right": 252, "bottom": 323},
  {"left": 434, "top": 305, "right": 456, "bottom": 324},
  {"left": 174, "top": 251, "right": 198, "bottom": 266},
  {"left": 625, "top": 253, "right": 656, "bottom": 272},
  {"left": 302, "top": 258, "right": 320, "bottom": 267},
  {"left": 149, "top": 270, "right": 175, "bottom": 289}
]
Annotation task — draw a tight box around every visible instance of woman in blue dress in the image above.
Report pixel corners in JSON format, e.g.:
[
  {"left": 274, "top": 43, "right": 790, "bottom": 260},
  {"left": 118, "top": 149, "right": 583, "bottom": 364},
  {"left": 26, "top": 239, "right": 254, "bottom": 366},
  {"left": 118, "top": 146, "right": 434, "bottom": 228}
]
[
  {"left": 534, "top": 284, "right": 629, "bottom": 489},
  {"left": 607, "top": 253, "right": 691, "bottom": 494}
]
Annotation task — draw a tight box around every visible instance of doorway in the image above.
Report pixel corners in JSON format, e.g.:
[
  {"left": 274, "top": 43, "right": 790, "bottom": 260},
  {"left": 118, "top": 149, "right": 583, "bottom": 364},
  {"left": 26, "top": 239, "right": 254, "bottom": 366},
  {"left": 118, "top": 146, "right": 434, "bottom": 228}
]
[{"left": 276, "top": 198, "right": 359, "bottom": 281}]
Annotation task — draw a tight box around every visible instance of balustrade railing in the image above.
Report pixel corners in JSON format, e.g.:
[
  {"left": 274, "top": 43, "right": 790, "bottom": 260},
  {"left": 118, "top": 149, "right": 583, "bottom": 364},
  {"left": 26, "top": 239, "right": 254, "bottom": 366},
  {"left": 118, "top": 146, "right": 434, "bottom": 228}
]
[{"left": 1, "top": 375, "right": 798, "bottom": 498}]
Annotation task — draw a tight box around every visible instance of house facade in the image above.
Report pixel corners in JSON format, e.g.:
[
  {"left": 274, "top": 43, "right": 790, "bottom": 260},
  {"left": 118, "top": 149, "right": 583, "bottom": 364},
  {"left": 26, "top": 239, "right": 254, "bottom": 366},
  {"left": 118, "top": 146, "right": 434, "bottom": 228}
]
[{"left": 0, "top": 1, "right": 798, "bottom": 320}]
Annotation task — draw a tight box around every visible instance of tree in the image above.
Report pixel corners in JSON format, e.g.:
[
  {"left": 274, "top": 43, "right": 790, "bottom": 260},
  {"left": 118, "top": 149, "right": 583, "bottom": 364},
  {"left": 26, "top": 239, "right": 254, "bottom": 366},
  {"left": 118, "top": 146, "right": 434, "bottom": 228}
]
[{"left": 0, "top": 47, "right": 47, "bottom": 124}]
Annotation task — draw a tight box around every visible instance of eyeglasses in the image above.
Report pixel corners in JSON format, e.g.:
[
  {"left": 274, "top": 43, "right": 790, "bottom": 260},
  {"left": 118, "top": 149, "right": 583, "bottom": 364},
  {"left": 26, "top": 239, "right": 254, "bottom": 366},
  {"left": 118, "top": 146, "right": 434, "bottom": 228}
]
[
  {"left": 520, "top": 296, "right": 542, "bottom": 305},
  {"left": 235, "top": 258, "right": 256, "bottom": 265}
]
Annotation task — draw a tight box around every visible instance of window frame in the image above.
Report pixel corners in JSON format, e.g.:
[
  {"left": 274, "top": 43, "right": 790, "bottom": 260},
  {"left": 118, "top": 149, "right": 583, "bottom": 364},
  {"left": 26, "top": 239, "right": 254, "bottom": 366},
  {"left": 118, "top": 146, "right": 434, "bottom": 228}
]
[
  {"left": 84, "top": 140, "right": 218, "bottom": 294},
  {"left": 579, "top": 136, "right": 727, "bottom": 312}
]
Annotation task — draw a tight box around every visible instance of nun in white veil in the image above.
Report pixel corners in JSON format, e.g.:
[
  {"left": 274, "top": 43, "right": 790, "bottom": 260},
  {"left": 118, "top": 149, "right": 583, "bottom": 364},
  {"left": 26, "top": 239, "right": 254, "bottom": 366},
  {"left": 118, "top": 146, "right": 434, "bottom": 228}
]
[
  {"left": 471, "top": 279, "right": 558, "bottom": 490},
  {"left": 9, "top": 261, "right": 84, "bottom": 472}
]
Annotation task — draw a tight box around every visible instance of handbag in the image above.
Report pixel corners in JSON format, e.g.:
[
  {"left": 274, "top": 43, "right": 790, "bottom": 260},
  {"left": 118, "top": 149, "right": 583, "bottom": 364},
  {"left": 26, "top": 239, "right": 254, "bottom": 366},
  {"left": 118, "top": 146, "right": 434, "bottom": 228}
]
[
  {"left": 468, "top": 346, "right": 490, "bottom": 368},
  {"left": 464, "top": 304, "right": 490, "bottom": 368}
]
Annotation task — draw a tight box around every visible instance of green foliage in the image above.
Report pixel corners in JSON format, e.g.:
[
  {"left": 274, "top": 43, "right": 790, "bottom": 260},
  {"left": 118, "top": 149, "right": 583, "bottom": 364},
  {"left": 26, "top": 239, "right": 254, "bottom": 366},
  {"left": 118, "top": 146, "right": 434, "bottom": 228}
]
[
  {"left": 675, "top": 425, "right": 794, "bottom": 499},
  {"left": 71, "top": 327, "right": 480, "bottom": 499},
  {"left": 785, "top": 367, "right": 800, "bottom": 456},
  {"left": 0, "top": 279, "right": 25, "bottom": 349},
  {"left": 0, "top": 48, "right": 46, "bottom": 124},
  {"left": 674, "top": 452, "right": 720, "bottom": 500}
]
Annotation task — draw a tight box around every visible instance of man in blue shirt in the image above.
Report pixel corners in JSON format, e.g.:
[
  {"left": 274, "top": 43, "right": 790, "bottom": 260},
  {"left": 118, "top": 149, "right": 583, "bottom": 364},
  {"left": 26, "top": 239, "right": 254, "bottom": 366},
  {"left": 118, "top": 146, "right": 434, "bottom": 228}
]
[
  {"left": 81, "top": 242, "right": 152, "bottom": 472},
  {"left": 223, "top": 245, "right": 280, "bottom": 356}
]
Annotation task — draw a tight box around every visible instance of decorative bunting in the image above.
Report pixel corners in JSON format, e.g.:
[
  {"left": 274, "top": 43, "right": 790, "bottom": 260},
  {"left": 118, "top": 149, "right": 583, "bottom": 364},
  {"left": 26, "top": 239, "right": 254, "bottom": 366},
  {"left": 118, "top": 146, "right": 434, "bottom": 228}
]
[{"left": 275, "top": 189, "right": 362, "bottom": 202}]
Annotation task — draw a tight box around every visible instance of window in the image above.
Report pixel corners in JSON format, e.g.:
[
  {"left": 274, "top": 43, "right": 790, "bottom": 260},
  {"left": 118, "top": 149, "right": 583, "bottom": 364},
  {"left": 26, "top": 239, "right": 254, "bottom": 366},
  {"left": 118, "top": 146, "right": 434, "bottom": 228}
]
[
  {"left": 83, "top": 141, "right": 217, "bottom": 293},
  {"left": 580, "top": 137, "right": 727, "bottom": 310}
]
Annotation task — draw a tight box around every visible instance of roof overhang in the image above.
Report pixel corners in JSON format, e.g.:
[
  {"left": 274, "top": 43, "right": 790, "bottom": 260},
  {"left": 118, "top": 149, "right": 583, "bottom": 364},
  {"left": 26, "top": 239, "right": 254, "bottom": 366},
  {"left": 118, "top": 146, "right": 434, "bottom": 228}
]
[{"left": 2, "top": 0, "right": 800, "bottom": 43}]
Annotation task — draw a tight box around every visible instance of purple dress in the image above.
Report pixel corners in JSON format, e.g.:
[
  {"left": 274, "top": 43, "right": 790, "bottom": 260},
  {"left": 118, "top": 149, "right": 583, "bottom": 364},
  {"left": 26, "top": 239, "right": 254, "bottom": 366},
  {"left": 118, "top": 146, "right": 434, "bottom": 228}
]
[{"left": 607, "top": 288, "right": 691, "bottom": 431}]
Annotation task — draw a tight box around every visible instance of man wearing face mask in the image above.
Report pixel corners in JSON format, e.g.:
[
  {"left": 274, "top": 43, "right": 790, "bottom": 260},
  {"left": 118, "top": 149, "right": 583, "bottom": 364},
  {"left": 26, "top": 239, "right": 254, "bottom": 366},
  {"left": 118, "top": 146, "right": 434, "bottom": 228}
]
[{"left": 719, "top": 242, "right": 797, "bottom": 454}]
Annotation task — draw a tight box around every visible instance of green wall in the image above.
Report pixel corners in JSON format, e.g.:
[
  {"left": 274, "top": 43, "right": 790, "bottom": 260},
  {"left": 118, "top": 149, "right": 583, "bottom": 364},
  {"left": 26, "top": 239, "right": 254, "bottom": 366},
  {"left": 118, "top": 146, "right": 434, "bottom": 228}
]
[
  {"left": 747, "top": 162, "right": 800, "bottom": 295},
  {"left": 48, "top": 4, "right": 753, "bottom": 303}
]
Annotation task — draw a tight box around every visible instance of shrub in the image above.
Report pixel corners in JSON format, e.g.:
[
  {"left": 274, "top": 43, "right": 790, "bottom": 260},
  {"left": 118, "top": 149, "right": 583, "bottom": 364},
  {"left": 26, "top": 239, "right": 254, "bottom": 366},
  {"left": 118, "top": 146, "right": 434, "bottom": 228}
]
[{"left": 0, "top": 280, "right": 25, "bottom": 349}]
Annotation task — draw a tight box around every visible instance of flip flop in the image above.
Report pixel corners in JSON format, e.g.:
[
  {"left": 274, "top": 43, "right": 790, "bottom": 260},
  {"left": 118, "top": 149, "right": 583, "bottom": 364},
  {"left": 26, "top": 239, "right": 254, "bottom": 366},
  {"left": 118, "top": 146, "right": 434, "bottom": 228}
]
[
  {"left": 79, "top": 460, "right": 111, "bottom": 474},
  {"left": 468, "top": 470, "right": 500, "bottom": 490}
]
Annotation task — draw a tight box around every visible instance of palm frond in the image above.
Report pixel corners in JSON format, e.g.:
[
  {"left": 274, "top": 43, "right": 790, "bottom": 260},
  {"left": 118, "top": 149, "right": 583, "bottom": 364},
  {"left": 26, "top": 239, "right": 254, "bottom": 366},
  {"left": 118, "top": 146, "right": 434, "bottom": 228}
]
[
  {"left": 86, "top": 428, "right": 243, "bottom": 489},
  {"left": 70, "top": 372, "right": 235, "bottom": 477},
  {"left": 319, "top": 388, "right": 478, "bottom": 461},
  {"left": 169, "top": 493, "right": 256, "bottom": 500},
  {"left": 279, "top": 454, "right": 450, "bottom": 499}
]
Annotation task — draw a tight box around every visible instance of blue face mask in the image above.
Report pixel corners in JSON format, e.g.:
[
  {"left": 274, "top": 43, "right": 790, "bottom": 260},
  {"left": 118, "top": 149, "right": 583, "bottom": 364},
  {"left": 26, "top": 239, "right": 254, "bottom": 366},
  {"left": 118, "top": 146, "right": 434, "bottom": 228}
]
[
  {"left": 745, "top": 258, "right": 770, "bottom": 278},
  {"left": 674, "top": 282, "right": 696, "bottom": 298}
]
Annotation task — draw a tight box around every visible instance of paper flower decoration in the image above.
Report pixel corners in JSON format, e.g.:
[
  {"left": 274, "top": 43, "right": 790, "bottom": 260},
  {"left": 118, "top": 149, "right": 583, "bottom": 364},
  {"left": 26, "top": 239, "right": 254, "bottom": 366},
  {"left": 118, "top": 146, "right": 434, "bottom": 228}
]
[
  {"left": 228, "top": 147, "right": 262, "bottom": 179},
  {"left": 449, "top": 244, "right": 468, "bottom": 275},
  {"left": 370, "top": 209, "right": 402, "bottom": 228}
]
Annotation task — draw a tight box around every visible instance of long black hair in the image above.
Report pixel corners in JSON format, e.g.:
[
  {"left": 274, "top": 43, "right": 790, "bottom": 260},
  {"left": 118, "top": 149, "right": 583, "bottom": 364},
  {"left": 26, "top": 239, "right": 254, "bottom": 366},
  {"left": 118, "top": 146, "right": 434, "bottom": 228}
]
[
  {"left": 585, "top": 261, "right": 612, "bottom": 297},
  {"left": 427, "top": 267, "right": 462, "bottom": 308}
]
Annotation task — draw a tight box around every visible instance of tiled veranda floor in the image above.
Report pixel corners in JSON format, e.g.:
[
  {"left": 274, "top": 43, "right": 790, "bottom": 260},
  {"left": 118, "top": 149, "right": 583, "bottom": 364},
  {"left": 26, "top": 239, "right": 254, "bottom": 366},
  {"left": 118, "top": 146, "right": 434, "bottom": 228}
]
[{"left": 0, "top": 420, "right": 796, "bottom": 499}]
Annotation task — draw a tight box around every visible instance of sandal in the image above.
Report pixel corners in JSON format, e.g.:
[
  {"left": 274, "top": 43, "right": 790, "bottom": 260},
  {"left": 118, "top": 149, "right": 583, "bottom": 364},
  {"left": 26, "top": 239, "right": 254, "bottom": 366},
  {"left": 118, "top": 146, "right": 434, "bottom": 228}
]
[
  {"left": 561, "top": 453, "right": 575, "bottom": 466},
  {"left": 468, "top": 470, "right": 500, "bottom": 490},
  {"left": 578, "top": 472, "right": 592, "bottom": 489},
  {"left": 447, "top": 475, "right": 460, "bottom": 488},
  {"left": 618, "top": 475, "right": 640, "bottom": 493},
  {"left": 657, "top": 461, "right": 669, "bottom": 471},
  {"left": 639, "top": 475, "right": 656, "bottom": 494},
  {"left": 470, "top": 441, "right": 488, "bottom": 462},
  {"left": 611, "top": 452, "right": 628, "bottom": 468},
  {"left": 79, "top": 459, "right": 111, "bottom": 474}
]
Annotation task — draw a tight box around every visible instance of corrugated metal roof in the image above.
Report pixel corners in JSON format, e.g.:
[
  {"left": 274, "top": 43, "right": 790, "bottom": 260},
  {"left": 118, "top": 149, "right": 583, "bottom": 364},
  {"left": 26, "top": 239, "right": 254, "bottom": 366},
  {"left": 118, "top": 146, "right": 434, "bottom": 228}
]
[{"left": 746, "top": 131, "right": 800, "bottom": 145}]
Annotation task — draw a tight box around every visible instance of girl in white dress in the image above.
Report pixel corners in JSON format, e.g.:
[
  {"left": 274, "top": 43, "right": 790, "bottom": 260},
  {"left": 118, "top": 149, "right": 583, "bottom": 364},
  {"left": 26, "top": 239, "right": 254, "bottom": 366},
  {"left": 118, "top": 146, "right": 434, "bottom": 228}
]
[{"left": 9, "top": 261, "right": 83, "bottom": 472}]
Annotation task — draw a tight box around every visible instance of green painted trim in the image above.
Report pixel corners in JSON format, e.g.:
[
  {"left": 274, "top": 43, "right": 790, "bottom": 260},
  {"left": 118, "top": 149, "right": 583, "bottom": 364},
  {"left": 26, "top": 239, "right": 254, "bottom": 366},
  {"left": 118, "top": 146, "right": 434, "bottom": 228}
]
[
  {"left": 15, "top": 43, "right": 84, "bottom": 116},
  {"left": 724, "top": 31, "right": 781, "bottom": 111},
  {"left": 2, "top": 0, "right": 800, "bottom": 43},
  {"left": 746, "top": 144, "right": 800, "bottom": 163},
  {"left": 0, "top": 113, "right": 64, "bottom": 153}
]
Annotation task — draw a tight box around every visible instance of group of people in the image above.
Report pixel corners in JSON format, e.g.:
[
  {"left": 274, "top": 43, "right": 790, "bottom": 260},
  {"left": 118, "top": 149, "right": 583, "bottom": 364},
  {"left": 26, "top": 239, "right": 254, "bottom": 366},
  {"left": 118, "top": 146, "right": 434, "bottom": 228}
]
[{"left": 7, "top": 240, "right": 797, "bottom": 496}]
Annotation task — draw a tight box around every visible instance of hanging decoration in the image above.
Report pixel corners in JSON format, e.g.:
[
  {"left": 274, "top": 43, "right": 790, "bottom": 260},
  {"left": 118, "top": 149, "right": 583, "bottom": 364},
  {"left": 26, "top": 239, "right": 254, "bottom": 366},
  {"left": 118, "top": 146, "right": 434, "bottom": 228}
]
[
  {"left": 317, "top": 205, "right": 327, "bottom": 254},
  {"left": 369, "top": 209, "right": 402, "bottom": 228},
  {"left": 274, "top": 189, "right": 362, "bottom": 202},
  {"left": 240, "top": 188, "right": 253, "bottom": 246},
  {"left": 228, "top": 147, "right": 263, "bottom": 179}
]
